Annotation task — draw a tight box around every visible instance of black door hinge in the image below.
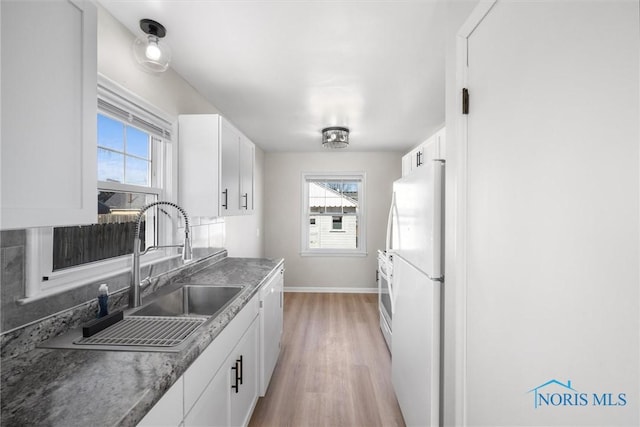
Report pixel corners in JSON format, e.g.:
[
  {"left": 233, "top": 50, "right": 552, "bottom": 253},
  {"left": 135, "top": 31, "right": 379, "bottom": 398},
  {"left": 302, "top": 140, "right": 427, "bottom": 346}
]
[{"left": 462, "top": 88, "right": 469, "bottom": 115}]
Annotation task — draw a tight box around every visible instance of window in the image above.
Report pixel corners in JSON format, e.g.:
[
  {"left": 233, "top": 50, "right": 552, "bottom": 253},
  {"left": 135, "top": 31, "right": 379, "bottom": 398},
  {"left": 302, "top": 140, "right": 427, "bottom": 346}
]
[
  {"left": 331, "top": 216, "right": 343, "bottom": 231},
  {"left": 301, "top": 172, "right": 366, "bottom": 256},
  {"left": 26, "top": 77, "right": 176, "bottom": 298},
  {"left": 97, "top": 114, "right": 152, "bottom": 186}
]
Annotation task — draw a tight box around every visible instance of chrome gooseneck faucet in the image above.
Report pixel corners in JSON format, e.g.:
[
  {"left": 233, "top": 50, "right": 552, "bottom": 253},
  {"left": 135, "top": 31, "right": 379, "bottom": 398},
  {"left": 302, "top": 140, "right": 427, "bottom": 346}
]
[{"left": 130, "top": 201, "right": 192, "bottom": 308}]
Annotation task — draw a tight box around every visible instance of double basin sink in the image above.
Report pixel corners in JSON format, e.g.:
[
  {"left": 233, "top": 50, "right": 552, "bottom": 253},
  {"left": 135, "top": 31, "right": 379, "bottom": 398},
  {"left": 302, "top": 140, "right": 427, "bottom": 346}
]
[{"left": 40, "top": 283, "right": 245, "bottom": 353}]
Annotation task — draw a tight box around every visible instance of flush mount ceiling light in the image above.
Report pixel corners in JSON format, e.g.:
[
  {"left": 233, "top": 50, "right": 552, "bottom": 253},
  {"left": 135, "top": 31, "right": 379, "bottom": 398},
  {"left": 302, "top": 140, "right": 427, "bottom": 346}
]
[
  {"left": 133, "top": 19, "right": 171, "bottom": 73},
  {"left": 322, "top": 127, "right": 349, "bottom": 149}
]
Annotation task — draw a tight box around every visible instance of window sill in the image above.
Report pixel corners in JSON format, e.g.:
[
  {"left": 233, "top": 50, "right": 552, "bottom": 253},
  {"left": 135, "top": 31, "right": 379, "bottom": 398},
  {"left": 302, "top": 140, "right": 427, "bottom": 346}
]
[
  {"left": 300, "top": 250, "right": 368, "bottom": 257},
  {"left": 23, "top": 251, "right": 179, "bottom": 303}
]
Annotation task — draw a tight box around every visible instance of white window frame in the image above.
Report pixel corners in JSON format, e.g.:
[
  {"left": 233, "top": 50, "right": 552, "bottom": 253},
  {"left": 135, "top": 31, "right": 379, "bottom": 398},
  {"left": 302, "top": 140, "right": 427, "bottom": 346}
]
[
  {"left": 24, "top": 75, "right": 178, "bottom": 300},
  {"left": 300, "top": 172, "right": 367, "bottom": 257}
]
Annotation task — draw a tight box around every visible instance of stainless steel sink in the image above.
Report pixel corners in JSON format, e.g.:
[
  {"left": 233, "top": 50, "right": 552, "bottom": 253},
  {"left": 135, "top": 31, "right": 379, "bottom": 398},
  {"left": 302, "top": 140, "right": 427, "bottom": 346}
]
[
  {"left": 38, "top": 283, "right": 246, "bottom": 352},
  {"left": 130, "top": 284, "right": 244, "bottom": 318}
]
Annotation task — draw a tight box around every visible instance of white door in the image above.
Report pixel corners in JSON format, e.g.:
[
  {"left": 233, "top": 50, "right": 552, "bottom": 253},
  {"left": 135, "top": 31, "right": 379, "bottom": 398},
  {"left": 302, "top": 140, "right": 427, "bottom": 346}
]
[
  {"left": 459, "top": 1, "right": 639, "bottom": 425},
  {"left": 392, "top": 255, "right": 441, "bottom": 427}
]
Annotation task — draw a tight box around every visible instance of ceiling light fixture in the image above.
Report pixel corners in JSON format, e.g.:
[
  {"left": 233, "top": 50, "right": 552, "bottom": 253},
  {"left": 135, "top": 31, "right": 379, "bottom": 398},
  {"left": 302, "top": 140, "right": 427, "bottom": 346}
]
[
  {"left": 322, "top": 127, "right": 349, "bottom": 149},
  {"left": 133, "top": 19, "right": 171, "bottom": 73}
]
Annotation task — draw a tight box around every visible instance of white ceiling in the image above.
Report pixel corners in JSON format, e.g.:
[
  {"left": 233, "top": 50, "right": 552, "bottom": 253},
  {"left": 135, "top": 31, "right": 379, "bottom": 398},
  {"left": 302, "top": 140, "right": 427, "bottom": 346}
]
[{"left": 99, "top": 1, "right": 446, "bottom": 153}]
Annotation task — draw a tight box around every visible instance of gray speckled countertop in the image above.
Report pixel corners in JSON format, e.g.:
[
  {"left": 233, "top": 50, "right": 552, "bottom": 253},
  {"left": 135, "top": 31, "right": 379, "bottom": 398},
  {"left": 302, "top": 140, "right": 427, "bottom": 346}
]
[{"left": 0, "top": 256, "right": 283, "bottom": 427}]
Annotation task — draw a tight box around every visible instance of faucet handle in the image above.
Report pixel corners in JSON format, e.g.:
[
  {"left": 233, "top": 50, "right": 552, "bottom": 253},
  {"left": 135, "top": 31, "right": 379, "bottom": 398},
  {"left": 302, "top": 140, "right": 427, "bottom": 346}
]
[{"left": 140, "top": 263, "right": 155, "bottom": 289}]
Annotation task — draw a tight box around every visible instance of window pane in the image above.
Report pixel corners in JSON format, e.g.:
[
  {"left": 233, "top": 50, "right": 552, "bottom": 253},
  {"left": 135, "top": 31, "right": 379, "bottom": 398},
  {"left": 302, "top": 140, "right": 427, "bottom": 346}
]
[
  {"left": 125, "top": 157, "right": 150, "bottom": 186},
  {"left": 97, "top": 114, "right": 124, "bottom": 151},
  {"left": 341, "top": 182, "right": 358, "bottom": 202},
  {"left": 97, "top": 148, "right": 124, "bottom": 183},
  {"left": 308, "top": 215, "right": 357, "bottom": 249},
  {"left": 308, "top": 180, "right": 358, "bottom": 215},
  {"left": 99, "top": 190, "right": 153, "bottom": 215},
  {"left": 54, "top": 192, "right": 156, "bottom": 271},
  {"left": 332, "top": 216, "right": 343, "bottom": 230},
  {"left": 126, "top": 126, "right": 150, "bottom": 159}
]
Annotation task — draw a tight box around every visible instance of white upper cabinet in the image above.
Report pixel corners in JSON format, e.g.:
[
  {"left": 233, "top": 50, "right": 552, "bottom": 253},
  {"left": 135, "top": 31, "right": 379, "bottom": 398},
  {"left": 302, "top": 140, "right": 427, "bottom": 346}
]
[
  {"left": 239, "top": 135, "right": 255, "bottom": 212},
  {"left": 1, "top": 0, "right": 97, "bottom": 229},
  {"left": 179, "top": 114, "right": 255, "bottom": 217},
  {"left": 220, "top": 118, "right": 242, "bottom": 215},
  {"left": 178, "top": 115, "right": 221, "bottom": 217},
  {"left": 401, "top": 127, "right": 446, "bottom": 177}
]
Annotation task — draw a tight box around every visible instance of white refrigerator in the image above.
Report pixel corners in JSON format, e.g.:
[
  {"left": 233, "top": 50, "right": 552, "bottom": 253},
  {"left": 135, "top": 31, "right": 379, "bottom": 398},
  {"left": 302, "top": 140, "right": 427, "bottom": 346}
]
[{"left": 389, "top": 156, "right": 444, "bottom": 427}]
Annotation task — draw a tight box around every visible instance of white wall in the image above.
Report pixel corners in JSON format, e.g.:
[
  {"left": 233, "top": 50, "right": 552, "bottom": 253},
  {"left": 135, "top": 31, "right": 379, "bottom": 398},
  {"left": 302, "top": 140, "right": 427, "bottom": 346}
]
[
  {"left": 98, "top": 5, "right": 264, "bottom": 258},
  {"left": 264, "top": 152, "right": 401, "bottom": 291},
  {"left": 97, "top": 6, "right": 216, "bottom": 117}
]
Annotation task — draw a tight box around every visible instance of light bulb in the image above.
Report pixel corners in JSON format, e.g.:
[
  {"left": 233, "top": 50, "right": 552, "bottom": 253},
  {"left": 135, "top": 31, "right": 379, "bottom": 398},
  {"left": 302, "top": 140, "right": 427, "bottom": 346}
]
[{"left": 145, "top": 37, "right": 162, "bottom": 61}]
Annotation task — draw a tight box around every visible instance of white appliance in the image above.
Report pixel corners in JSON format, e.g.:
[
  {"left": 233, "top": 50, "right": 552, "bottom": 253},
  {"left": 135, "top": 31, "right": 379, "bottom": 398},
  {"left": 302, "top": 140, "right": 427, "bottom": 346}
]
[
  {"left": 377, "top": 249, "right": 392, "bottom": 351},
  {"left": 387, "top": 153, "right": 444, "bottom": 427}
]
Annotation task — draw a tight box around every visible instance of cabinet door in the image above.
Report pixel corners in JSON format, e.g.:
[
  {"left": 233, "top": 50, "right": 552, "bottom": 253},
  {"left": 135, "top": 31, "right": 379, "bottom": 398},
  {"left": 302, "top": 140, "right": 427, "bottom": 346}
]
[
  {"left": 178, "top": 114, "right": 221, "bottom": 217},
  {"left": 1, "top": 0, "right": 97, "bottom": 229},
  {"left": 184, "top": 368, "right": 229, "bottom": 427},
  {"left": 259, "top": 268, "right": 283, "bottom": 396},
  {"left": 220, "top": 118, "right": 241, "bottom": 215},
  {"left": 239, "top": 136, "right": 254, "bottom": 213},
  {"left": 230, "top": 317, "right": 259, "bottom": 427},
  {"left": 138, "top": 377, "right": 184, "bottom": 427},
  {"left": 401, "top": 153, "right": 412, "bottom": 177}
]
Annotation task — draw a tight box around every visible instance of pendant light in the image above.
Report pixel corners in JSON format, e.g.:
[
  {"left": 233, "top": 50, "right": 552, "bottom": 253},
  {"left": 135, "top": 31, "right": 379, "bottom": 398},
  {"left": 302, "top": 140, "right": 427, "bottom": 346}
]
[
  {"left": 133, "top": 19, "right": 171, "bottom": 73},
  {"left": 322, "top": 127, "right": 349, "bottom": 149}
]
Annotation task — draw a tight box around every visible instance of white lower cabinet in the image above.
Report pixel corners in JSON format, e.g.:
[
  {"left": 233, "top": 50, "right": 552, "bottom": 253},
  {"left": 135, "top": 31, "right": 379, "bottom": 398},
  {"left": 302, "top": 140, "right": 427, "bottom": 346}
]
[
  {"left": 136, "top": 293, "right": 259, "bottom": 427},
  {"left": 183, "top": 294, "right": 259, "bottom": 427},
  {"left": 136, "top": 262, "right": 285, "bottom": 427},
  {"left": 229, "top": 318, "right": 259, "bottom": 427},
  {"left": 137, "top": 377, "right": 184, "bottom": 427},
  {"left": 185, "top": 317, "right": 258, "bottom": 427},
  {"left": 183, "top": 370, "right": 228, "bottom": 427},
  {"left": 259, "top": 268, "right": 284, "bottom": 396}
]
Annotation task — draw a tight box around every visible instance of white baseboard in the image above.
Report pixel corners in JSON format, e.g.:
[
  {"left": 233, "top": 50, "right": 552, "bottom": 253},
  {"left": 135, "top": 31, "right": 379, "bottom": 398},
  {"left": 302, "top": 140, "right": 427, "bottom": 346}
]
[{"left": 284, "top": 286, "right": 377, "bottom": 294}]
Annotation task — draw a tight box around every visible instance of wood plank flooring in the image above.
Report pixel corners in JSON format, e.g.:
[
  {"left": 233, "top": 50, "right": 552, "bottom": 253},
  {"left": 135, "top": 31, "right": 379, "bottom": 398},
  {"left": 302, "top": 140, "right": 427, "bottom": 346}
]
[{"left": 249, "top": 292, "right": 405, "bottom": 427}]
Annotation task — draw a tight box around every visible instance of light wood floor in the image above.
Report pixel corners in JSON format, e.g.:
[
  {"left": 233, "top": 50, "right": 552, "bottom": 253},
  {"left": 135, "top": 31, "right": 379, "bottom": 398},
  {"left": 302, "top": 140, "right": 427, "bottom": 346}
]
[{"left": 249, "top": 292, "right": 405, "bottom": 427}]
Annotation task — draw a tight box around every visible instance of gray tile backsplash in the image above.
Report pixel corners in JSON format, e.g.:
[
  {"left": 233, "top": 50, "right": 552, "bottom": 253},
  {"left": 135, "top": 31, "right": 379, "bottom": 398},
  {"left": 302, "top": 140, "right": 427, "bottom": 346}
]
[{"left": 1, "top": 230, "right": 27, "bottom": 330}]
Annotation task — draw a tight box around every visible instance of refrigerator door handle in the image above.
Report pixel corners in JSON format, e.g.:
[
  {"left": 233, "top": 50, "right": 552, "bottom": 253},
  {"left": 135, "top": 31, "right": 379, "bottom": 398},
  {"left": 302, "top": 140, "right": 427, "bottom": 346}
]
[
  {"left": 385, "top": 191, "right": 396, "bottom": 255},
  {"left": 433, "top": 160, "right": 445, "bottom": 279},
  {"left": 385, "top": 191, "right": 399, "bottom": 313}
]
